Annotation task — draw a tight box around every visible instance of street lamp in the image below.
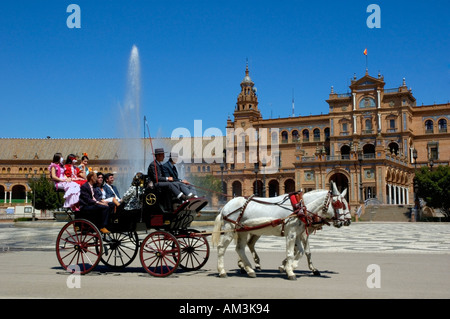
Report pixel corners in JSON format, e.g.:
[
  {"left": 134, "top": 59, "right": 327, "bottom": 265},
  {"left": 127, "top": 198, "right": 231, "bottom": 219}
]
[
  {"left": 220, "top": 162, "right": 225, "bottom": 203},
  {"left": 262, "top": 159, "right": 266, "bottom": 198},
  {"left": 412, "top": 149, "right": 418, "bottom": 222},
  {"left": 25, "top": 173, "right": 29, "bottom": 204},
  {"left": 357, "top": 149, "right": 363, "bottom": 204},
  {"left": 32, "top": 169, "right": 37, "bottom": 221},
  {"left": 429, "top": 158, "right": 434, "bottom": 171},
  {"left": 253, "top": 162, "right": 259, "bottom": 196}
]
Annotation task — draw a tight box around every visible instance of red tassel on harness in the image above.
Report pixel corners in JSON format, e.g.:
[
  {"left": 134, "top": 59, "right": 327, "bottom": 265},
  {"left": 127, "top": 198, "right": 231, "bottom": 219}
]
[
  {"left": 290, "top": 192, "right": 304, "bottom": 213},
  {"left": 290, "top": 194, "right": 299, "bottom": 206}
]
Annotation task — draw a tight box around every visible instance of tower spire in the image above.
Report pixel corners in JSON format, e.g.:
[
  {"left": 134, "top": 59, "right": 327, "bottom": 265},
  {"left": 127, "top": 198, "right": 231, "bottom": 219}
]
[
  {"left": 245, "top": 58, "right": 249, "bottom": 76},
  {"left": 234, "top": 61, "right": 261, "bottom": 121},
  {"left": 292, "top": 88, "right": 295, "bottom": 117}
]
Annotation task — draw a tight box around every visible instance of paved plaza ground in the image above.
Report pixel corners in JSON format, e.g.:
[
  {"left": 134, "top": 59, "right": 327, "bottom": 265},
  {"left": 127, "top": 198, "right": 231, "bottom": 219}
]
[{"left": 0, "top": 221, "right": 449, "bottom": 302}]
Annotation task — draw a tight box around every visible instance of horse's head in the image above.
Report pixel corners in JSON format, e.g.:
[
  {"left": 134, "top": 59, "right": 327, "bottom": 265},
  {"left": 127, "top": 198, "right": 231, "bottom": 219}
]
[{"left": 329, "top": 182, "right": 352, "bottom": 228}]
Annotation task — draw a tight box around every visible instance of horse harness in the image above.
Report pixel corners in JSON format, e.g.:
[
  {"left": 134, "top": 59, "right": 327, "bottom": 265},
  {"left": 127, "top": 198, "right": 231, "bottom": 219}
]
[{"left": 222, "top": 191, "right": 348, "bottom": 236}]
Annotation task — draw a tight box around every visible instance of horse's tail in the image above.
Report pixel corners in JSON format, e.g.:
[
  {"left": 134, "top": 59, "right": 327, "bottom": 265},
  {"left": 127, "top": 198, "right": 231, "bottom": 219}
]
[{"left": 211, "top": 211, "right": 223, "bottom": 247}]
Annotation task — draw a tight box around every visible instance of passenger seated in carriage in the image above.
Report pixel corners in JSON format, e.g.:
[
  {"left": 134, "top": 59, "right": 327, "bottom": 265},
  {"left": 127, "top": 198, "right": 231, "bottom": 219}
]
[
  {"left": 94, "top": 172, "right": 120, "bottom": 208},
  {"left": 79, "top": 172, "right": 113, "bottom": 234},
  {"left": 121, "top": 172, "right": 145, "bottom": 211},
  {"left": 48, "top": 152, "right": 81, "bottom": 211},
  {"left": 147, "top": 148, "right": 195, "bottom": 202},
  {"left": 103, "top": 173, "right": 122, "bottom": 206},
  {"left": 78, "top": 153, "right": 91, "bottom": 180},
  {"left": 162, "top": 152, "right": 197, "bottom": 198},
  {"left": 64, "top": 154, "right": 87, "bottom": 186}
]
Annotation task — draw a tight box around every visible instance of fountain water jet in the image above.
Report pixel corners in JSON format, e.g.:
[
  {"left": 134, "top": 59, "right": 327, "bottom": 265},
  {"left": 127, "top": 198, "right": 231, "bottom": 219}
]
[{"left": 116, "top": 45, "right": 144, "bottom": 193}]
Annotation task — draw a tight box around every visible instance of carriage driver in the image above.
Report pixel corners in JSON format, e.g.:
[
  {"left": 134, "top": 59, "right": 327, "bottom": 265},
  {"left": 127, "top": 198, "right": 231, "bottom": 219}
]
[
  {"left": 147, "top": 148, "right": 195, "bottom": 201},
  {"left": 162, "top": 152, "right": 197, "bottom": 198}
]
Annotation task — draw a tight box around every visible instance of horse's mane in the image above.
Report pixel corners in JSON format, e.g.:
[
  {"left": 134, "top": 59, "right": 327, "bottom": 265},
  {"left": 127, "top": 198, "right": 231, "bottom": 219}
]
[{"left": 304, "top": 189, "right": 328, "bottom": 194}]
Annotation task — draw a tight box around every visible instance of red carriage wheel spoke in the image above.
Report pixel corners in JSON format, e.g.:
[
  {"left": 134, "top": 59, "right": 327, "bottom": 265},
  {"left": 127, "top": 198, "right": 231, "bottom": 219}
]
[
  {"left": 140, "top": 231, "right": 180, "bottom": 277},
  {"left": 56, "top": 219, "right": 103, "bottom": 275},
  {"left": 177, "top": 231, "right": 210, "bottom": 271}
]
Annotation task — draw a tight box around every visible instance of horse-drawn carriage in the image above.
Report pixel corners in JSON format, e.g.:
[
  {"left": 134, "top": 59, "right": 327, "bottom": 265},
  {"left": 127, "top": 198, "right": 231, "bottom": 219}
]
[
  {"left": 56, "top": 175, "right": 351, "bottom": 280},
  {"left": 55, "top": 174, "right": 209, "bottom": 277}
]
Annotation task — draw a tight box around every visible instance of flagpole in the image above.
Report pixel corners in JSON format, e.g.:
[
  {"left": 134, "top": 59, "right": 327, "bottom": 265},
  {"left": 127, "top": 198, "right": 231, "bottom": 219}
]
[
  {"left": 144, "top": 116, "right": 146, "bottom": 170},
  {"left": 364, "top": 48, "right": 368, "bottom": 72}
]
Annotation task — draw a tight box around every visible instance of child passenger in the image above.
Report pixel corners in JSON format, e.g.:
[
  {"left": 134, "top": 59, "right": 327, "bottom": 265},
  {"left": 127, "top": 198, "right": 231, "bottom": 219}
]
[
  {"left": 64, "top": 154, "right": 86, "bottom": 186},
  {"left": 78, "top": 153, "right": 91, "bottom": 180},
  {"left": 48, "top": 152, "right": 81, "bottom": 211}
]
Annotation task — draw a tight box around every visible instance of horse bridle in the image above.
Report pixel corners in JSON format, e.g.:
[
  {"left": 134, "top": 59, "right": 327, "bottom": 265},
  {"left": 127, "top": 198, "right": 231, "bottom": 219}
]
[
  {"left": 223, "top": 191, "right": 350, "bottom": 233},
  {"left": 318, "top": 191, "right": 350, "bottom": 226}
]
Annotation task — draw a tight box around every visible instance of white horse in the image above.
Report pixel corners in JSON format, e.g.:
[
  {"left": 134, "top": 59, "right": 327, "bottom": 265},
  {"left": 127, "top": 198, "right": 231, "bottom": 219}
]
[
  {"left": 242, "top": 185, "right": 351, "bottom": 276},
  {"left": 212, "top": 182, "right": 351, "bottom": 280}
]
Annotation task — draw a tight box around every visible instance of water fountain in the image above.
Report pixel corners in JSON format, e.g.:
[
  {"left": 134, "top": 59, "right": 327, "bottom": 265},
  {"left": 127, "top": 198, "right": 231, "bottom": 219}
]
[
  {"left": 115, "top": 45, "right": 170, "bottom": 194},
  {"left": 116, "top": 45, "right": 144, "bottom": 193}
]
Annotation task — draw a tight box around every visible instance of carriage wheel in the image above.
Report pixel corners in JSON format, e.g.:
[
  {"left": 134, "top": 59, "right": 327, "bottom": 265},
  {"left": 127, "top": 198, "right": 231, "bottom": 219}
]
[
  {"left": 177, "top": 229, "right": 210, "bottom": 271},
  {"left": 99, "top": 231, "right": 139, "bottom": 269},
  {"left": 140, "top": 231, "right": 180, "bottom": 277},
  {"left": 55, "top": 219, "right": 103, "bottom": 275}
]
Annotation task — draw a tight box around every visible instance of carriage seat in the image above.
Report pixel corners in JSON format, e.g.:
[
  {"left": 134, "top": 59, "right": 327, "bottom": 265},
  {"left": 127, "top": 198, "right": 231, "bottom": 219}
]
[{"left": 143, "top": 185, "right": 175, "bottom": 215}]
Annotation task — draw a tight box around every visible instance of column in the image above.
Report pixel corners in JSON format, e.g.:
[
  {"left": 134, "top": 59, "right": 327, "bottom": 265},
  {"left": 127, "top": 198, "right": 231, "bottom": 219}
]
[
  {"left": 393, "top": 186, "right": 397, "bottom": 205},
  {"left": 378, "top": 113, "right": 382, "bottom": 132},
  {"left": 377, "top": 90, "right": 381, "bottom": 108},
  {"left": 388, "top": 184, "right": 392, "bottom": 204}
]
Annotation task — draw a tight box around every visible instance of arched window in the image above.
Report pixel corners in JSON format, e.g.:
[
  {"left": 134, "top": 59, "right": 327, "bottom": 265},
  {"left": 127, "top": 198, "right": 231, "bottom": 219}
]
[
  {"left": 438, "top": 119, "right": 447, "bottom": 133},
  {"left": 324, "top": 127, "right": 330, "bottom": 140},
  {"left": 268, "top": 180, "right": 279, "bottom": 197},
  {"left": 281, "top": 131, "right": 288, "bottom": 143},
  {"left": 313, "top": 129, "right": 320, "bottom": 141},
  {"left": 292, "top": 130, "right": 299, "bottom": 142},
  {"left": 284, "top": 179, "right": 295, "bottom": 193},
  {"left": 302, "top": 129, "right": 309, "bottom": 142},
  {"left": 425, "top": 120, "right": 434, "bottom": 133},
  {"left": 340, "top": 145, "right": 350, "bottom": 159},
  {"left": 363, "top": 144, "right": 376, "bottom": 158},
  {"left": 232, "top": 181, "right": 242, "bottom": 197},
  {"left": 388, "top": 142, "right": 399, "bottom": 155}
]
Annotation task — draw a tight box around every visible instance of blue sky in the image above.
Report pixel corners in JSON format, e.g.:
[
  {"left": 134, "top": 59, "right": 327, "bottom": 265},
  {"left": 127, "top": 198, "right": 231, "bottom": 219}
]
[{"left": 1, "top": 0, "right": 449, "bottom": 139}]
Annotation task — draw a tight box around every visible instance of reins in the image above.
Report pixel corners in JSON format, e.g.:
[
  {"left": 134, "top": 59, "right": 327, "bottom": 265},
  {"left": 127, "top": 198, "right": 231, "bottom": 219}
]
[{"left": 218, "top": 190, "right": 348, "bottom": 237}]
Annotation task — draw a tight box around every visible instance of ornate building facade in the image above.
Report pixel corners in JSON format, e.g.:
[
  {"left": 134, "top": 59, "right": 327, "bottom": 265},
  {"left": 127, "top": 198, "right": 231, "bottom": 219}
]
[
  {"left": 1, "top": 66, "right": 449, "bottom": 215},
  {"left": 220, "top": 66, "right": 449, "bottom": 212}
]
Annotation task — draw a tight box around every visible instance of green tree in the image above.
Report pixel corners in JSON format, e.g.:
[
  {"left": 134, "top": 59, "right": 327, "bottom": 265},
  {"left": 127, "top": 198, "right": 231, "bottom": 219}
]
[
  {"left": 28, "top": 175, "right": 59, "bottom": 211},
  {"left": 415, "top": 165, "right": 450, "bottom": 217},
  {"left": 187, "top": 174, "right": 222, "bottom": 201}
]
